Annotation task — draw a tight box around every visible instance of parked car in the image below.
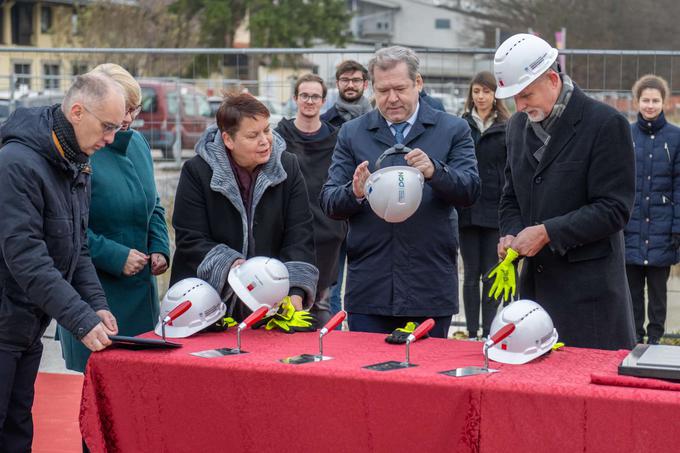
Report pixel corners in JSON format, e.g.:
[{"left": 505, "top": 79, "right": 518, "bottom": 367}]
[{"left": 136, "top": 80, "right": 213, "bottom": 158}]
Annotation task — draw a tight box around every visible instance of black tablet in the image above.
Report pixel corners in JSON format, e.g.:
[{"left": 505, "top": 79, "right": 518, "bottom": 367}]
[{"left": 108, "top": 335, "right": 182, "bottom": 350}]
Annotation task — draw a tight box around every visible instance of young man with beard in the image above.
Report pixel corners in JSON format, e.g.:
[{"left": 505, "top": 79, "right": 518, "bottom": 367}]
[
  {"left": 321, "top": 60, "right": 371, "bottom": 128},
  {"left": 276, "top": 74, "right": 346, "bottom": 325}
]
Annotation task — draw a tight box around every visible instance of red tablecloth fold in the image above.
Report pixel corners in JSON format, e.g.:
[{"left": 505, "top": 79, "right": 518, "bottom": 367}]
[{"left": 591, "top": 372, "right": 680, "bottom": 391}]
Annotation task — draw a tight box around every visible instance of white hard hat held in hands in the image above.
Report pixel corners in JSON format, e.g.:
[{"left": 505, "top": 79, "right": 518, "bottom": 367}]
[
  {"left": 154, "top": 278, "right": 226, "bottom": 338},
  {"left": 228, "top": 256, "right": 290, "bottom": 312},
  {"left": 493, "top": 33, "right": 559, "bottom": 99},
  {"left": 486, "top": 299, "right": 558, "bottom": 365},
  {"left": 365, "top": 144, "right": 424, "bottom": 223}
]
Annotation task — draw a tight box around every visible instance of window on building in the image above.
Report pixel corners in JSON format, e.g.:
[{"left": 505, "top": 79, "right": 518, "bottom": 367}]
[
  {"left": 41, "top": 6, "right": 53, "bottom": 33},
  {"left": 435, "top": 18, "right": 451, "bottom": 29},
  {"left": 71, "top": 62, "right": 89, "bottom": 76},
  {"left": 43, "top": 63, "right": 60, "bottom": 90},
  {"left": 11, "top": 4, "right": 33, "bottom": 45},
  {"left": 14, "top": 63, "right": 31, "bottom": 90}
]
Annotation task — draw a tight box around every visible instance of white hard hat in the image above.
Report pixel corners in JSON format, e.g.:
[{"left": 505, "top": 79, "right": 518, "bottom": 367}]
[
  {"left": 154, "top": 278, "right": 226, "bottom": 338},
  {"left": 487, "top": 299, "right": 558, "bottom": 365},
  {"left": 493, "top": 33, "right": 559, "bottom": 99},
  {"left": 364, "top": 144, "right": 425, "bottom": 223},
  {"left": 227, "top": 256, "right": 290, "bottom": 311}
]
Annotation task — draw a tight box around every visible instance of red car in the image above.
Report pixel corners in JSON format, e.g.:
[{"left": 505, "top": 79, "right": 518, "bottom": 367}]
[{"left": 136, "top": 80, "right": 213, "bottom": 158}]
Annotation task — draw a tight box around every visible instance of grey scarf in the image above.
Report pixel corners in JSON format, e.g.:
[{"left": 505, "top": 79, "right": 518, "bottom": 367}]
[
  {"left": 334, "top": 96, "right": 372, "bottom": 122},
  {"left": 529, "top": 74, "right": 574, "bottom": 161}
]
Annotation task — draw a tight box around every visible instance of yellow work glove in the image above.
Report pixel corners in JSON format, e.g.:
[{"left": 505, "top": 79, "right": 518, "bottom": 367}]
[
  {"left": 252, "top": 297, "right": 317, "bottom": 333},
  {"left": 486, "top": 247, "right": 519, "bottom": 302}
]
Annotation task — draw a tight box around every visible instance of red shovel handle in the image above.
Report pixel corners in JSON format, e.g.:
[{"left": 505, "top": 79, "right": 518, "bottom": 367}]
[
  {"left": 165, "top": 300, "right": 192, "bottom": 325},
  {"left": 241, "top": 306, "right": 269, "bottom": 328},
  {"left": 411, "top": 318, "right": 435, "bottom": 341},
  {"left": 323, "top": 311, "right": 346, "bottom": 333},
  {"left": 490, "top": 323, "right": 515, "bottom": 345}
]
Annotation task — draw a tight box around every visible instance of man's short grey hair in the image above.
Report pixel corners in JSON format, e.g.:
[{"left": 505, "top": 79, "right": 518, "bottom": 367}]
[
  {"left": 62, "top": 73, "right": 123, "bottom": 112},
  {"left": 368, "top": 46, "right": 420, "bottom": 83}
]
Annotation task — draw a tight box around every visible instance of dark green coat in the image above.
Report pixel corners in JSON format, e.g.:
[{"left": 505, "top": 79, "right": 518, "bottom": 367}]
[{"left": 58, "top": 130, "right": 170, "bottom": 372}]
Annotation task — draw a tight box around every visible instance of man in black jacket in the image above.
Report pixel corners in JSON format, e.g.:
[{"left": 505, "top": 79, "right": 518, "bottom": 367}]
[
  {"left": 0, "top": 73, "right": 124, "bottom": 451},
  {"left": 494, "top": 34, "right": 636, "bottom": 350},
  {"left": 277, "top": 74, "right": 346, "bottom": 325}
]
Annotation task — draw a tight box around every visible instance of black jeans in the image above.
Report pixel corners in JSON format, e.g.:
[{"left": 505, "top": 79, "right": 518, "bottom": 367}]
[
  {"left": 459, "top": 226, "right": 500, "bottom": 338},
  {"left": 625, "top": 264, "right": 670, "bottom": 340},
  {"left": 0, "top": 339, "right": 43, "bottom": 453}
]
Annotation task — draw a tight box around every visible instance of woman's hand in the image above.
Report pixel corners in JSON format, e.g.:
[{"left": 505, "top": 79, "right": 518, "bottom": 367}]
[
  {"left": 123, "top": 249, "right": 149, "bottom": 276},
  {"left": 150, "top": 253, "right": 168, "bottom": 275},
  {"left": 289, "top": 295, "right": 304, "bottom": 311}
]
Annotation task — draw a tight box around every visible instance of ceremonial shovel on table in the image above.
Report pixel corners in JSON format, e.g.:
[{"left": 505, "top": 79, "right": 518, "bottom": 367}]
[
  {"left": 191, "top": 306, "right": 269, "bottom": 358},
  {"left": 439, "top": 323, "right": 516, "bottom": 377},
  {"left": 363, "top": 318, "right": 435, "bottom": 371},
  {"left": 280, "top": 311, "right": 347, "bottom": 364}
]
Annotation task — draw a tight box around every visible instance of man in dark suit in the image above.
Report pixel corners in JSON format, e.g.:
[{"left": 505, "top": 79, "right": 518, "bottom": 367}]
[
  {"left": 494, "top": 33, "right": 636, "bottom": 350},
  {"left": 320, "top": 46, "right": 480, "bottom": 338}
]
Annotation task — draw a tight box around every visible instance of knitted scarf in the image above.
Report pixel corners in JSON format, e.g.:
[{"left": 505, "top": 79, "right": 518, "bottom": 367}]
[
  {"left": 528, "top": 74, "right": 574, "bottom": 161},
  {"left": 52, "top": 105, "right": 90, "bottom": 172},
  {"left": 334, "top": 96, "right": 372, "bottom": 122}
]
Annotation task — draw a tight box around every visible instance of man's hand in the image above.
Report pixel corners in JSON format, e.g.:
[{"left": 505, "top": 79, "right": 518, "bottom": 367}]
[
  {"left": 80, "top": 323, "right": 113, "bottom": 352},
  {"left": 405, "top": 148, "right": 434, "bottom": 179},
  {"left": 510, "top": 225, "right": 550, "bottom": 257},
  {"left": 150, "top": 253, "right": 168, "bottom": 275},
  {"left": 497, "top": 235, "right": 516, "bottom": 259},
  {"left": 96, "top": 309, "right": 118, "bottom": 335},
  {"left": 123, "top": 249, "right": 149, "bottom": 276},
  {"left": 352, "top": 161, "right": 371, "bottom": 198},
  {"left": 230, "top": 258, "right": 246, "bottom": 270},
  {"left": 289, "top": 294, "right": 304, "bottom": 311}
]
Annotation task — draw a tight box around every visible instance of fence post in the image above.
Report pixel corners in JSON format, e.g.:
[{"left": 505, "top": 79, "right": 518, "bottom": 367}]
[{"left": 173, "top": 77, "right": 182, "bottom": 165}]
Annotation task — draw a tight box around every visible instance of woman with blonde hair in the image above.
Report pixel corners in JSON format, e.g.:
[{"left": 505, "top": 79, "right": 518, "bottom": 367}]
[
  {"left": 58, "top": 63, "right": 170, "bottom": 371},
  {"left": 624, "top": 74, "right": 680, "bottom": 345},
  {"left": 457, "top": 71, "right": 510, "bottom": 339}
]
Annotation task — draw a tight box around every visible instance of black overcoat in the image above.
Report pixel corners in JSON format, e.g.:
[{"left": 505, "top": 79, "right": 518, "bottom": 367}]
[{"left": 500, "top": 85, "right": 636, "bottom": 350}]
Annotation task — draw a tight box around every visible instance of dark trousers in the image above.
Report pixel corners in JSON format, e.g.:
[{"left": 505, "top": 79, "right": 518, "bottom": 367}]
[
  {"left": 348, "top": 313, "right": 452, "bottom": 339},
  {"left": 329, "top": 241, "right": 346, "bottom": 316},
  {"left": 0, "top": 339, "right": 43, "bottom": 453},
  {"left": 459, "top": 226, "right": 500, "bottom": 338},
  {"left": 626, "top": 264, "right": 670, "bottom": 340}
]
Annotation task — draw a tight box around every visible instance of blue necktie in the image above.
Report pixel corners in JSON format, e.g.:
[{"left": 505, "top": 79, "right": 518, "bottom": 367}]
[{"left": 392, "top": 122, "right": 407, "bottom": 144}]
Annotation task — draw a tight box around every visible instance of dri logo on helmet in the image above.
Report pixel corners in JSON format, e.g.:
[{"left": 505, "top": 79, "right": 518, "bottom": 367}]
[{"left": 397, "top": 171, "right": 405, "bottom": 202}]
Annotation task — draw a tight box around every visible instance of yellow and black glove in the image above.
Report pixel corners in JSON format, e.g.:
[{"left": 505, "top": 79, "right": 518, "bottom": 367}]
[
  {"left": 207, "top": 316, "right": 238, "bottom": 332},
  {"left": 251, "top": 297, "right": 317, "bottom": 334},
  {"left": 385, "top": 321, "right": 428, "bottom": 344},
  {"left": 486, "top": 247, "right": 519, "bottom": 302}
]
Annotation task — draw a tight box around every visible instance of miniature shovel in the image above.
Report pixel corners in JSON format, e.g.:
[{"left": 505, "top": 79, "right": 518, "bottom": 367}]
[
  {"left": 191, "top": 306, "right": 269, "bottom": 358},
  {"left": 440, "top": 322, "right": 516, "bottom": 377},
  {"left": 363, "top": 318, "right": 435, "bottom": 371},
  {"left": 280, "top": 310, "right": 347, "bottom": 364}
]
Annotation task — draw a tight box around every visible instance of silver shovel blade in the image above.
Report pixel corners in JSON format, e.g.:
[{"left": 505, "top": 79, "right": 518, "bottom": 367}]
[
  {"left": 363, "top": 360, "right": 417, "bottom": 371},
  {"left": 280, "top": 353, "right": 333, "bottom": 364},
  {"left": 439, "top": 366, "right": 499, "bottom": 377},
  {"left": 191, "top": 348, "right": 248, "bottom": 358}
]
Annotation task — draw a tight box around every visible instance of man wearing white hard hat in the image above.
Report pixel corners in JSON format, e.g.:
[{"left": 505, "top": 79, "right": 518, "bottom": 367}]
[
  {"left": 321, "top": 46, "right": 480, "bottom": 338},
  {"left": 494, "top": 33, "right": 636, "bottom": 350}
]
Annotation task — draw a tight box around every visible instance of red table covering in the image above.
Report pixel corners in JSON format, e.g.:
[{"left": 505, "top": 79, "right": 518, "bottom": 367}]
[{"left": 80, "top": 330, "right": 680, "bottom": 453}]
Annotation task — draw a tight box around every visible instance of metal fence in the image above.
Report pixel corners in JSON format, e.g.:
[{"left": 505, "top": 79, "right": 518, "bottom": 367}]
[{"left": 3, "top": 46, "right": 680, "bottom": 336}]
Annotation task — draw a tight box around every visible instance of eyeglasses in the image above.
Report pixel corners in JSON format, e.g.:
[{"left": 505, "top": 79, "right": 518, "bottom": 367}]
[
  {"left": 82, "top": 105, "right": 123, "bottom": 134},
  {"left": 297, "top": 93, "right": 323, "bottom": 103},
  {"left": 126, "top": 104, "right": 142, "bottom": 117},
  {"left": 338, "top": 77, "right": 365, "bottom": 86}
]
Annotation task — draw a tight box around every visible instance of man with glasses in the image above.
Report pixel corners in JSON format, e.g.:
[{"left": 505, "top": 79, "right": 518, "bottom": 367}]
[
  {"left": 321, "top": 60, "right": 371, "bottom": 128},
  {"left": 321, "top": 46, "right": 479, "bottom": 339},
  {"left": 276, "top": 74, "right": 346, "bottom": 326},
  {"left": 0, "top": 72, "right": 125, "bottom": 451}
]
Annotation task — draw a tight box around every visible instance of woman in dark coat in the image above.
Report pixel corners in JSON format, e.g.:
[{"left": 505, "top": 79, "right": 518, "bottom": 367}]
[
  {"left": 457, "top": 71, "right": 510, "bottom": 339},
  {"left": 624, "top": 74, "right": 680, "bottom": 345},
  {"left": 170, "top": 94, "right": 318, "bottom": 320},
  {"left": 58, "top": 64, "right": 170, "bottom": 372}
]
